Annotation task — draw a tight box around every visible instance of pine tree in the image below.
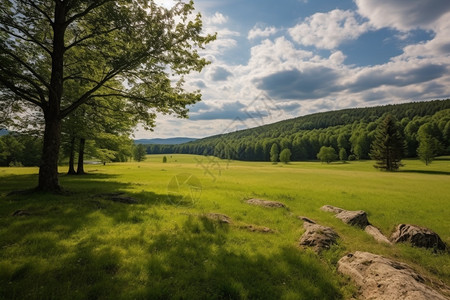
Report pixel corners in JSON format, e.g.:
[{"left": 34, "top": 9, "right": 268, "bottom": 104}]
[{"left": 370, "top": 114, "right": 405, "bottom": 171}]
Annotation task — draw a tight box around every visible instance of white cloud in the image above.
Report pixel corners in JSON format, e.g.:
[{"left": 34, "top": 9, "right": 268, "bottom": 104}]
[
  {"left": 355, "top": 0, "right": 450, "bottom": 31},
  {"left": 248, "top": 26, "right": 277, "bottom": 40},
  {"left": 289, "top": 9, "right": 371, "bottom": 49},
  {"left": 144, "top": 4, "right": 450, "bottom": 139},
  {"left": 205, "top": 12, "right": 228, "bottom": 25},
  {"left": 395, "top": 12, "right": 450, "bottom": 60},
  {"left": 200, "top": 13, "right": 240, "bottom": 60}
]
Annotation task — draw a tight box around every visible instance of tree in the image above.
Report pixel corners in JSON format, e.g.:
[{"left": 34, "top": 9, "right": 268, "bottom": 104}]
[
  {"left": 370, "top": 114, "right": 405, "bottom": 171},
  {"left": 317, "top": 146, "right": 337, "bottom": 164},
  {"left": 134, "top": 144, "right": 147, "bottom": 162},
  {"left": 416, "top": 122, "right": 442, "bottom": 165},
  {"left": 0, "top": 1, "right": 214, "bottom": 192},
  {"left": 162, "top": 156, "right": 167, "bottom": 163},
  {"left": 279, "top": 148, "right": 291, "bottom": 164},
  {"left": 339, "top": 148, "right": 347, "bottom": 162},
  {"left": 417, "top": 136, "right": 439, "bottom": 165},
  {"left": 270, "top": 143, "right": 279, "bottom": 163},
  {"left": 0, "top": 134, "right": 24, "bottom": 166}
]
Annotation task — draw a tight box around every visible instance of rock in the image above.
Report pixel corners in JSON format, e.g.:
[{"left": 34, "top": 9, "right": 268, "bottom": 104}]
[
  {"left": 11, "top": 210, "right": 32, "bottom": 217},
  {"left": 241, "top": 224, "right": 274, "bottom": 233},
  {"left": 299, "top": 222, "right": 339, "bottom": 253},
  {"left": 365, "top": 225, "right": 392, "bottom": 245},
  {"left": 390, "top": 224, "right": 446, "bottom": 250},
  {"left": 321, "top": 205, "right": 370, "bottom": 228},
  {"left": 320, "top": 205, "right": 344, "bottom": 214},
  {"left": 205, "top": 213, "right": 232, "bottom": 224},
  {"left": 298, "top": 216, "right": 316, "bottom": 224},
  {"left": 335, "top": 210, "right": 370, "bottom": 228},
  {"left": 246, "top": 198, "right": 286, "bottom": 208},
  {"left": 338, "top": 251, "right": 448, "bottom": 300}
]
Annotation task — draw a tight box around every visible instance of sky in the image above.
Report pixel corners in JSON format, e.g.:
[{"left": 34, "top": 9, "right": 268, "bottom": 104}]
[{"left": 136, "top": 0, "right": 450, "bottom": 139}]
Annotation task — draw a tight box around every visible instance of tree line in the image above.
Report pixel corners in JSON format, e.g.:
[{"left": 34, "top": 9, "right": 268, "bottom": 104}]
[{"left": 146, "top": 99, "right": 450, "bottom": 165}]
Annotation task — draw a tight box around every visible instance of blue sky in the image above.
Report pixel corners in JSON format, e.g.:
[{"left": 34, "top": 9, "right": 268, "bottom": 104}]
[{"left": 137, "top": 0, "right": 450, "bottom": 138}]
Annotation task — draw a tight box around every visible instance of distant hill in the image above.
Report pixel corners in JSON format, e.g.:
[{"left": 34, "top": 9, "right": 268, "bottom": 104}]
[
  {"left": 0, "top": 129, "right": 8, "bottom": 136},
  {"left": 135, "top": 137, "right": 197, "bottom": 145},
  {"left": 146, "top": 99, "right": 450, "bottom": 161}
]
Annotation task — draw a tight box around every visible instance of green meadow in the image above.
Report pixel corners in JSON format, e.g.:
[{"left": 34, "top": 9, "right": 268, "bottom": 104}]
[{"left": 0, "top": 155, "right": 449, "bottom": 299}]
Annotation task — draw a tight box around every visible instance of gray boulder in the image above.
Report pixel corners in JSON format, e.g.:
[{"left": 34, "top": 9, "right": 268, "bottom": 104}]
[
  {"left": 338, "top": 251, "right": 448, "bottom": 300},
  {"left": 299, "top": 219, "right": 339, "bottom": 253},
  {"left": 321, "top": 205, "right": 370, "bottom": 228},
  {"left": 391, "top": 224, "right": 446, "bottom": 250},
  {"left": 335, "top": 209, "right": 369, "bottom": 228},
  {"left": 320, "top": 205, "right": 344, "bottom": 214}
]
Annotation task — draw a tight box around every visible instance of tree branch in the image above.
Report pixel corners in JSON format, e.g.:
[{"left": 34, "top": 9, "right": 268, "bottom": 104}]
[
  {"left": 0, "top": 65, "right": 47, "bottom": 104},
  {"left": 65, "top": 0, "right": 112, "bottom": 26},
  {"left": 60, "top": 69, "right": 120, "bottom": 118},
  {"left": 0, "top": 75, "right": 44, "bottom": 109},
  {"left": 26, "top": 0, "right": 54, "bottom": 26},
  {"left": 0, "top": 46, "right": 50, "bottom": 89},
  {"left": 65, "top": 26, "right": 122, "bottom": 52},
  {"left": 0, "top": 25, "right": 52, "bottom": 56}
]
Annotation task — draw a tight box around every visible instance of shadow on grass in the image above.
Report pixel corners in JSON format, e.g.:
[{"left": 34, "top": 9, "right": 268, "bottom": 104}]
[
  {"left": 140, "top": 217, "right": 344, "bottom": 299},
  {"left": 400, "top": 170, "right": 450, "bottom": 176},
  {"left": 0, "top": 173, "right": 345, "bottom": 299}
]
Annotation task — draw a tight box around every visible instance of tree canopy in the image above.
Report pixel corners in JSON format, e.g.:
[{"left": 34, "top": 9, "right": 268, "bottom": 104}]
[
  {"left": 279, "top": 148, "right": 291, "bottom": 164},
  {"left": 317, "top": 146, "right": 337, "bottom": 164},
  {"left": 0, "top": 0, "right": 214, "bottom": 191}
]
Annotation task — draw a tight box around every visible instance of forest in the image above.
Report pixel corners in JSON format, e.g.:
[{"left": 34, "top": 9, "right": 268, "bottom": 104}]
[
  {"left": 147, "top": 99, "right": 450, "bottom": 162},
  {"left": 2, "top": 99, "right": 449, "bottom": 167}
]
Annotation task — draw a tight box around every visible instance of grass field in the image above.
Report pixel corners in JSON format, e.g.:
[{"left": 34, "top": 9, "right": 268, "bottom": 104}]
[{"left": 0, "top": 155, "right": 449, "bottom": 299}]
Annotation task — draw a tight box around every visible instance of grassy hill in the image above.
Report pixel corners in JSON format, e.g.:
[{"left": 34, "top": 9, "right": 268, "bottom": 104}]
[{"left": 1, "top": 155, "right": 449, "bottom": 299}]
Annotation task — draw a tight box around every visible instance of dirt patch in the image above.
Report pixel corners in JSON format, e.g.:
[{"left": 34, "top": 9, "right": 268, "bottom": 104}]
[
  {"left": 246, "top": 198, "right": 286, "bottom": 208},
  {"left": 338, "top": 251, "right": 449, "bottom": 300}
]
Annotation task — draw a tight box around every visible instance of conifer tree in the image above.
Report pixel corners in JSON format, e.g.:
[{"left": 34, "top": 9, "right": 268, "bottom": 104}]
[{"left": 370, "top": 114, "right": 405, "bottom": 171}]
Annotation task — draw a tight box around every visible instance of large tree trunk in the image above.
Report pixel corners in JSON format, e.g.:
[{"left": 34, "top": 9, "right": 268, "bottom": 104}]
[
  {"left": 38, "top": 116, "right": 62, "bottom": 192},
  {"left": 77, "top": 138, "right": 86, "bottom": 175},
  {"left": 36, "top": 2, "right": 66, "bottom": 192},
  {"left": 67, "top": 137, "right": 76, "bottom": 175}
]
